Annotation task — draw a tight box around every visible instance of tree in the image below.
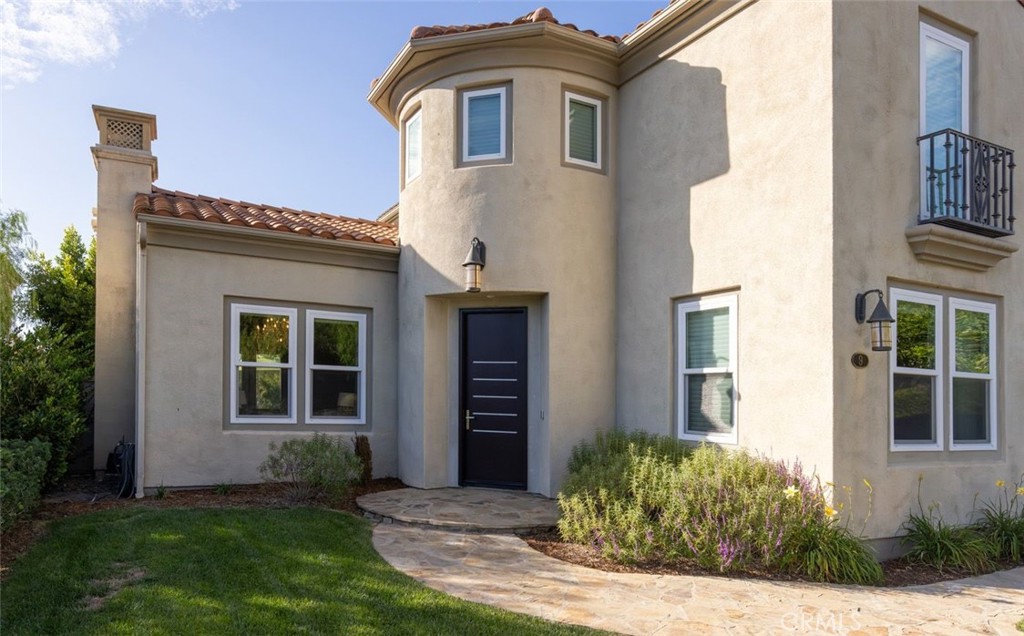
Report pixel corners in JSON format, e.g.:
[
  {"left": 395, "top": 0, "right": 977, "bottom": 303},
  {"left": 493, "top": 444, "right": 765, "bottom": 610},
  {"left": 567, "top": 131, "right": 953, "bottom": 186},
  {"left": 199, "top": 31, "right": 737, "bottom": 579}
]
[
  {"left": 25, "top": 227, "right": 96, "bottom": 358},
  {"left": 0, "top": 209, "right": 30, "bottom": 335},
  {"left": 0, "top": 219, "right": 95, "bottom": 486},
  {"left": 1, "top": 327, "right": 87, "bottom": 485}
]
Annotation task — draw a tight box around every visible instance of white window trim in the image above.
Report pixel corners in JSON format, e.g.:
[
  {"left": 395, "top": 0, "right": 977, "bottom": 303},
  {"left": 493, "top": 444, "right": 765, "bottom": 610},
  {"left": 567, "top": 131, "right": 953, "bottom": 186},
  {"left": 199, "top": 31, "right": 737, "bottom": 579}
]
[
  {"left": 230, "top": 304, "right": 297, "bottom": 425},
  {"left": 305, "top": 310, "right": 367, "bottom": 425},
  {"left": 948, "top": 298, "right": 997, "bottom": 451},
  {"left": 461, "top": 86, "right": 506, "bottom": 162},
  {"left": 677, "top": 294, "right": 738, "bottom": 445},
  {"left": 564, "top": 91, "right": 602, "bottom": 169},
  {"left": 919, "top": 22, "right": 970, "bottom": 137},
  {"left": 404, "top": 109, "right": 422, "bottom": 185},
  {"left": 889, "top": 288, "right": 944, "bottom": 452}
]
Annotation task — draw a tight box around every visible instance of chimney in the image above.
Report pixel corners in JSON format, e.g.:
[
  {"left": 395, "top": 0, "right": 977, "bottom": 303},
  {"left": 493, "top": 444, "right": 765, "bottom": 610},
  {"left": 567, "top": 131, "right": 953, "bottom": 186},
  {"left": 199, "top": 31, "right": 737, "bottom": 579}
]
[{"left": 91, "top": 106, "right": 157, "bottom": 473}]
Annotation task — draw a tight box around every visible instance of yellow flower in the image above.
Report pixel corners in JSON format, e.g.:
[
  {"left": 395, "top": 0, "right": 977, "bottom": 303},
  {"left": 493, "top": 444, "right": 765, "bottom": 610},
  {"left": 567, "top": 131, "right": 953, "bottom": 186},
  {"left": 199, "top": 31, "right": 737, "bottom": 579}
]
[
  {"left": 783, "top": 485, "right": 799, "bottom": 500},
  {"left": 824, "top": 505, "right": 838, "bottom": 520},
  {"left": 996, "top": 480, "right": 1006, "bottom": 488},
  {"left": 1017, "top": 486, "right": 1024, "bottom": 497},
  {"left": 863, "top": 478, "right": 873, "bottom": 492}
]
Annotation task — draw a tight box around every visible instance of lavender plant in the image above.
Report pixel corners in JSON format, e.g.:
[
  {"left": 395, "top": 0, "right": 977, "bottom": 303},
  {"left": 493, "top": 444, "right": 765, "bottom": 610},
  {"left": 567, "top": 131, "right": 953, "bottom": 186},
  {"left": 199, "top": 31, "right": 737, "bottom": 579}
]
[{"left": 557, "top": 437, "right": 882, "bottom": 584}]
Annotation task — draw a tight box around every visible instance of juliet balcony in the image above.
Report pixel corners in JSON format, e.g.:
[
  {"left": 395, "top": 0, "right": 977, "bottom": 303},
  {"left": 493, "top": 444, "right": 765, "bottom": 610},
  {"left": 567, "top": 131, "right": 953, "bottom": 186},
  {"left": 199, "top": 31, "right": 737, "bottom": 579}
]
[{"left": 917, "top": 128, "right": 1015, "bottom": 238}]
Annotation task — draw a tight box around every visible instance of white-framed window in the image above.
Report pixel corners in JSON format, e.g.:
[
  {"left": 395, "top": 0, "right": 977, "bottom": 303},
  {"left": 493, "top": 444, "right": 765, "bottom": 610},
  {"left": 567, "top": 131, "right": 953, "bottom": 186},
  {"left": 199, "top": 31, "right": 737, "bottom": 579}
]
[
  {"left": 677, "top": 294, "right": 738, "bottom": 444},
  {"left": 948, "top": 298, "right": 996, "bottom": 450},
  {"left": 462, "top": 86, "right": 507, "bottom": 162},
  {"left": 230, "top": 304, "right": 297, "bottom": 425},
  {"left": 919, "top": 22, "right": 970, "bottom": 220},
  {"left": 306, "top": 311, "right": 367, "bottom": 424},
  {"left": 564, "top": 91, "right": 602, "bottom": 169},
  {"left": 404, "top": 109, "right": 422, "bottom": 185},
  {"left": 890, "top": 289, "right": 943, "bottom": 450},
  {"left": 890, "top": 288, "right": 997, "bottom": 452},
  {"left": 920, "top": 22, "right": 970, "bottom": 137}
]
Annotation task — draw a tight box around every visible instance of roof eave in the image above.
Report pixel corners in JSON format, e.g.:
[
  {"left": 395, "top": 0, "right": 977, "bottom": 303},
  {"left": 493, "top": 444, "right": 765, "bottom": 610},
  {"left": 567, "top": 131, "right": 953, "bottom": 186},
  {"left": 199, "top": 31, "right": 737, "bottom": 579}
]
[
  {"left": 368, "top": 21, "right": 620, "bottom": 126},
  {"left": 136, "top": 213, "right": 401, "bottom": 255}
]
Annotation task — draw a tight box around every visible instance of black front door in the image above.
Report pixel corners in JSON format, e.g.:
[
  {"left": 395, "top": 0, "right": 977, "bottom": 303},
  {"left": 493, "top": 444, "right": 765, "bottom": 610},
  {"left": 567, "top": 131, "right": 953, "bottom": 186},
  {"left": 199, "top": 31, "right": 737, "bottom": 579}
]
[{"left": 460, "top": 308, "right": 528, "bottom": 489}]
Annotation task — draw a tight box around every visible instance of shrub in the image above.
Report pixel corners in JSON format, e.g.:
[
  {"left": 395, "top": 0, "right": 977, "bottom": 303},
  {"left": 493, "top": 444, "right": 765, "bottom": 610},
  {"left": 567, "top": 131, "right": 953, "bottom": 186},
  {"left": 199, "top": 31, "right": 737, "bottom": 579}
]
[
  {"left": 259, "top": 434, "right": 362, "bottom": 502},
  {"left": 0, "top": 438, "right": 51, "bottom": 532},
  {"left": 974, "top": 477, "right": 1024, "bottom": 563},
  {"left": 900, "top": 476, "right": 999, "bottom": 574},
  {"left": 785, "top": 518, "right": 883, "bottom": 585},
  {"left": 558, "top": 436, "right": 882, "bottom": 585},
  {"left": 562, "top": 429, "right": 691, "bottom": 501},
  {"left": 0, "top": 327, "right": 88, "bottom": 485},
  {"left": 901, "top": 510, "right": 996, "bottom": 574}
]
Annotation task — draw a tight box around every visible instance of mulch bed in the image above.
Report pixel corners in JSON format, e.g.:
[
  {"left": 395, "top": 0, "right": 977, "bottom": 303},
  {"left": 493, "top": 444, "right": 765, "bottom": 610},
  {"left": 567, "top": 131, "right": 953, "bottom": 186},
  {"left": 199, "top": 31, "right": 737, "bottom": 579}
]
[
  {"left": 524, "top": 529, "right": 1021, "bottom": 588},
  {"left": 0, "top": 475, "right": 405, "bottom": 579}
]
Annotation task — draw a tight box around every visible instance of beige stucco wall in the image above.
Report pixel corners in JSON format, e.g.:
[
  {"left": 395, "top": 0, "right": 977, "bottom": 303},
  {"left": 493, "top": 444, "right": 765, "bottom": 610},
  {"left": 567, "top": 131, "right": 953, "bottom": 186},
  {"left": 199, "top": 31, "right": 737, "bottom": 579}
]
[
  {"left": 616, "top": 1, "right": 838, "bottom": 481},
  {"left": 831, "top": 0, "right": 1023, "bottom": 542},
  {"left": 138, "top": 224, "right": 399, "bottom": 488},
  {"left": 395, "top": 62, "right": 618, "bottom": 495},
  {"left": 92, "top": 145, "right": 156, "bottom": 469}
]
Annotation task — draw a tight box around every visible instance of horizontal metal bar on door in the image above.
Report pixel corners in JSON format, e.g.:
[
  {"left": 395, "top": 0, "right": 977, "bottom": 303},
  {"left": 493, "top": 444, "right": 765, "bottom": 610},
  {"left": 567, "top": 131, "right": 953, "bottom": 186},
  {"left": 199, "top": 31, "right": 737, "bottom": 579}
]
[
  {"left": 472, "top": 395, "right": 517, "bottom": 399},
  {"left": 472, "top": 429, "right": 518, "bottom": 435},
  {"left": 473, "top": 412, "right": 517, "bottom": 417},
  {"left": 473, "top": 361, "right": 518, "bottom": 364},
  {"left": 473, "top": 378, "right": 517, "bottom": 382}
]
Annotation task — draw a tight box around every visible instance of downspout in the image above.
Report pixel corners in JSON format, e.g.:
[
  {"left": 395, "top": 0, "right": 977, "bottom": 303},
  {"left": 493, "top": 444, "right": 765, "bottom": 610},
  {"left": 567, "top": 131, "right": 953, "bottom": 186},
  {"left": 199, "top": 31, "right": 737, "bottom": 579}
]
[{"left": 134, "top": 220, "right": 147, "bottom": 498}]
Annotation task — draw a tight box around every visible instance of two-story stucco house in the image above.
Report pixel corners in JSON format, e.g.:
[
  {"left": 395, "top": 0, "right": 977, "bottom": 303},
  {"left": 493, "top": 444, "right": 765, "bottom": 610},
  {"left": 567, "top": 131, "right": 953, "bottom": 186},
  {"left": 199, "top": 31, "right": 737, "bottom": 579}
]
[{"left": 91, "top": 0, "right": 1021, "bottom": 548}]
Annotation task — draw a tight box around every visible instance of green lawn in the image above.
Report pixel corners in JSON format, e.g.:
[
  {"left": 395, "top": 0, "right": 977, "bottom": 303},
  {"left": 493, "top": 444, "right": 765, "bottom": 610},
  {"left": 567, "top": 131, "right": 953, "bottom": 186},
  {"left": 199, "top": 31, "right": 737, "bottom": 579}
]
[{"left": 0, "top": 507, "right": 600, "bottom": 635}]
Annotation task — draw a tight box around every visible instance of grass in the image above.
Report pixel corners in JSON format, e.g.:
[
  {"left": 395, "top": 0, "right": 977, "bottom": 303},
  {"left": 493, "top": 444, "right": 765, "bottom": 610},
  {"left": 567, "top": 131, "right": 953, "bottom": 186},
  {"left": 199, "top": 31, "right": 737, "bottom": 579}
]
[{"left": 0, "top": 507, "right": 601, "bottom": 635}]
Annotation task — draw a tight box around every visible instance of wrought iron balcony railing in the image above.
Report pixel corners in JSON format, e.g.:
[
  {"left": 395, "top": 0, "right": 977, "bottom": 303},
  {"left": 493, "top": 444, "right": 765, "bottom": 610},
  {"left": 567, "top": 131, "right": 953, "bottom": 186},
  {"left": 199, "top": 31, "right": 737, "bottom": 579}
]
[{"left": 917, "top": 129, "right": 1015, "bottom": 237}]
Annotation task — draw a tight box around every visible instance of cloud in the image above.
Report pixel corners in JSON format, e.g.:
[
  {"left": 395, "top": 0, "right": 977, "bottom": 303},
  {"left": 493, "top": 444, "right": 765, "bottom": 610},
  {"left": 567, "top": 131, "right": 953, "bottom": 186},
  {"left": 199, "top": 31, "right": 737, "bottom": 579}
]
[{"left": 0, "top": 0, "right": 237, "bottom": 89}]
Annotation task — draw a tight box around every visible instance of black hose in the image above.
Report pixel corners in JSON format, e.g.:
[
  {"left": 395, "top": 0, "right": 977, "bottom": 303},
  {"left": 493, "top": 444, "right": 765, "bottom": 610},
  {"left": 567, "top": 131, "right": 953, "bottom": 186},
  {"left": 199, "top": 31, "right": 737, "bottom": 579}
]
[{"left": 113, "top": 439, "right": 136, "bottom": 498}]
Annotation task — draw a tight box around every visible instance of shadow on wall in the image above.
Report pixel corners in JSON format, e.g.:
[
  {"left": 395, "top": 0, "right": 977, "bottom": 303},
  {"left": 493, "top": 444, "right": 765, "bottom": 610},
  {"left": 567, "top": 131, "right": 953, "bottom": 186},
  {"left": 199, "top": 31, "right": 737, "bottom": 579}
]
[{"left": 616, "top": 60, "right": 730, "bottom": 433}]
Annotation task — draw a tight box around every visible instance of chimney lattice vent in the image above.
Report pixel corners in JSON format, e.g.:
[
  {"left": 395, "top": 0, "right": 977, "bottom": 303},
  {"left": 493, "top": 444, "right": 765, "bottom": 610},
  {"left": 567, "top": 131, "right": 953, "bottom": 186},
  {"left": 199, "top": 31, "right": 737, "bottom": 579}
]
[{"left": 105, "top": 119, "right": 144, "bottom": 150}]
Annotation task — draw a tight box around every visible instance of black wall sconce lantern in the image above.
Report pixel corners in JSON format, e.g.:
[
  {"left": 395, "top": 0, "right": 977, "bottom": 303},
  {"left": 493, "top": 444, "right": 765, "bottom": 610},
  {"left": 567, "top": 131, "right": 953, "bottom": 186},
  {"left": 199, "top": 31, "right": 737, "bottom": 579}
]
[
  {"left": 462, "top": 237, "right": 485, "bottom": 293},
  {"left": 855, "top": 289, "right": 895, "bottom": 352}
]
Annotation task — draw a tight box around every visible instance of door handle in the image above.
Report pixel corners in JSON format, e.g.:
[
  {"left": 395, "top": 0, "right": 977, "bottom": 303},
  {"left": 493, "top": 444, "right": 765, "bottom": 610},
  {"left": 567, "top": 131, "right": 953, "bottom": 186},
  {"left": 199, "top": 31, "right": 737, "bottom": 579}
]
[{"left": 465, "top": 410, "right": 475, "bottom": 431}]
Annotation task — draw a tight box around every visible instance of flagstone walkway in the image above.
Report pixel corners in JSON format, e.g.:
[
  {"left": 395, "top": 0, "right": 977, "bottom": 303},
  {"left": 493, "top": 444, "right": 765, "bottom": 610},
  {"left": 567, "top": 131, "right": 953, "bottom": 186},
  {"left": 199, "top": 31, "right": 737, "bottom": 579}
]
[{"left": 361, "top": 490, "right": 1024, "bottom": 635}]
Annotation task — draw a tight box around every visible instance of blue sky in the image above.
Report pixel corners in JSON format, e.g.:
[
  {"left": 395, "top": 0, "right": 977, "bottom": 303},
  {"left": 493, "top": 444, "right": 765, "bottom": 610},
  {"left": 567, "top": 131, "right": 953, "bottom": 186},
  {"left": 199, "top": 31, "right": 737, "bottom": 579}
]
[{"left": 1, "top": 1, "right": 661, "bottom": 258}]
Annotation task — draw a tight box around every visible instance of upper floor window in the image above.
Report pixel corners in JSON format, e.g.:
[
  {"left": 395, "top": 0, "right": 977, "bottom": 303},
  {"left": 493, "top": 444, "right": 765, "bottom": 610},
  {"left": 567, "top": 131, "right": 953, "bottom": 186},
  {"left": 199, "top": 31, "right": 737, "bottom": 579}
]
[
  {"left": 920, "top": 22, "right": 970, "bottom": 137},
  {"left": 460, "top": 85, "right": 509, "bottom": 164},
  {"left": 404, "top": 109, "right": 422, "bottom": 185},
  {"left": 890, "top": 288, "right": 997, "bottom": 452},
  {"left": 677, "top": 294, "right": 738, "bottom": 444},
  {"left": 564, "top": 91, "right": 602, "bottom": 170}
]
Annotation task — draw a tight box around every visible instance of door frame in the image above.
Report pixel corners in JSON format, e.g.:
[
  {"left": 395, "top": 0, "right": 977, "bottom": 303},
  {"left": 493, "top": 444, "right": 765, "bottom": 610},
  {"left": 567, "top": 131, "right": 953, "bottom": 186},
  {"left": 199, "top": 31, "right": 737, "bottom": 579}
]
[{"left": 458, "top": 307, "right": 528, "bottom": 489}]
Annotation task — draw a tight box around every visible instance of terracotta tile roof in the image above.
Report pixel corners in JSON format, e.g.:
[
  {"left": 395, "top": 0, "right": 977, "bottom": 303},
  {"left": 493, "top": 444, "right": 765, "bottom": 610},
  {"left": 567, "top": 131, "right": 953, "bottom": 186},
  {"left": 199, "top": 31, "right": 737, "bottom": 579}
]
[
  {"left": 134, "top": 188, "right": 398, "bottom": 247},
  {"left": 410, "top": 6, "right": 623, "bottom": 44},
  {"left": 407, "top": 2, "right": 694, "bottom": 45}
]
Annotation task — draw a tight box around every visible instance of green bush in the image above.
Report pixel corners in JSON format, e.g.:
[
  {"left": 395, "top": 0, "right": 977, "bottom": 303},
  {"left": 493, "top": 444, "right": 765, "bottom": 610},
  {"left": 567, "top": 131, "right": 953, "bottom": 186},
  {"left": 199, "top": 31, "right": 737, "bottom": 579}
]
[
  {"left": 974, "top": 477, "right": 1024, "bottom": 563},
  {"left": 0, "top": 438, "right": 51, "bottom": 532},
  {"left": 259, "top": 433, "right": 363, "bottom": 502},
  {"left": 901, "top": 510, "right": 996, "bottom": 573},
  {"left": 1, "top": 327, "right": 88, "bottom": 485},
  {"left": 562, "top": 429, "right": 692, "bottom": 501},
  {"left": 558, "top": 436, "right": 882, "bottom": 585}
]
